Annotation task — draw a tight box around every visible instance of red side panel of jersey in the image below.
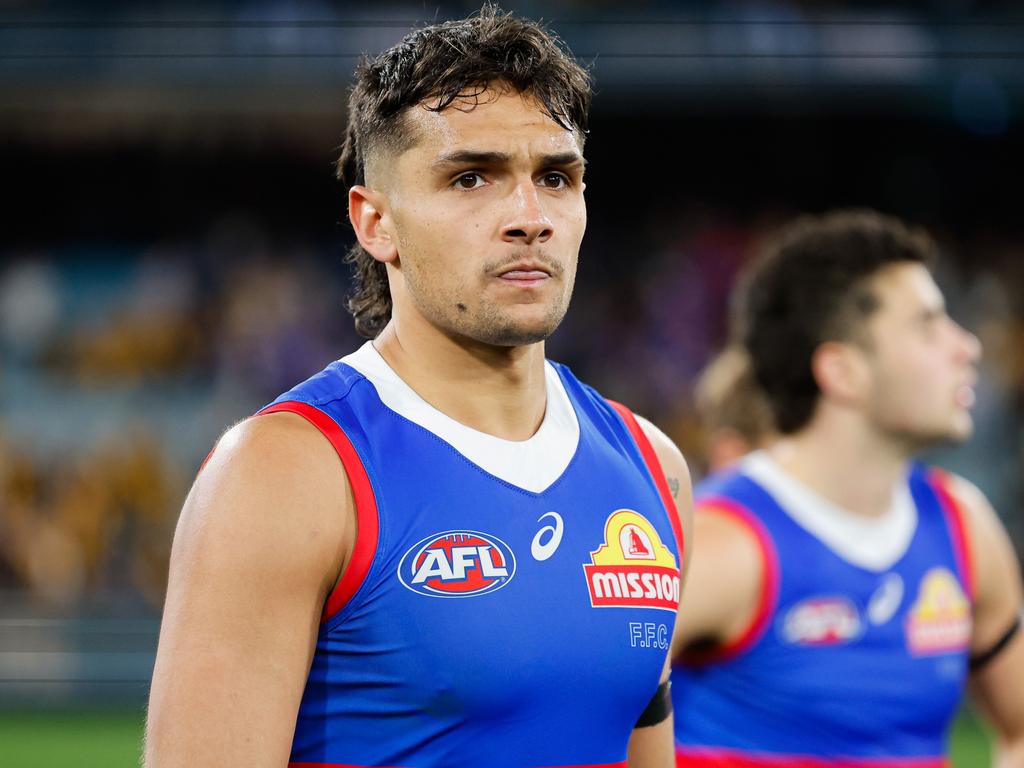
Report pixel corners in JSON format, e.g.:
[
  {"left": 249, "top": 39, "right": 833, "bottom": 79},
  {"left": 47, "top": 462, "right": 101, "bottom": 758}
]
[{"left": 927, "top": 468, "right": 976, "bottom": 602}]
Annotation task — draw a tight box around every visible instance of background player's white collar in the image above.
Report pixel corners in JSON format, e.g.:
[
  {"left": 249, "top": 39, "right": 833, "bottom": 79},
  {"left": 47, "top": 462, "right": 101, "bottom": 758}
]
[
  {"left": 740, "top": 450, "right": 917, "bottom": 572},
  {"left": 340, "top": 341, "right": 580, "bottom": 494}
]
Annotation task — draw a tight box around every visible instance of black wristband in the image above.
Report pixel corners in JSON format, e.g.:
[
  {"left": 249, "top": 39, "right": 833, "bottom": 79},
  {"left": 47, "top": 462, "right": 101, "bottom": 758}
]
[
  {"left": 635, "top": 680, "right": 672, "bottom": 728},
  {"left": 969, "top": 612, "right": 1022, "bottom": 672}
]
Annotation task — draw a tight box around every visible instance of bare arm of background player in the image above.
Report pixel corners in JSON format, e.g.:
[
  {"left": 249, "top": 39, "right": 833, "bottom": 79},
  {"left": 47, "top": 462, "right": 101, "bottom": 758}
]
[
  {"left": 669, "top": 504, "right": 765, "bottom": 661},
  {"left": 144, "top": 413, "right": 352, "bottom": 767},
  {"left": 951, "top": 477, "right": 1024, "bottom": 768},
  {"left": 625, "top": 416, "right": 695, "bottom": 768}
]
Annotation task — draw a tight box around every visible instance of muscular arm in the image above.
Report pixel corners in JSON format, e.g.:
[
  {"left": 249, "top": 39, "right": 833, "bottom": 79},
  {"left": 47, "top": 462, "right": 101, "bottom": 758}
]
[
  {"left": 671, "top": 507, "right": 765, "bottom": 659},
  {"left": 625, "top": 416, "right": 694, "bottom": 768},
  {"left": 951, "top": 476, "right": 1024, "bottom": 767},
  {"left": 145, "top": 413, "right": 352, "bottom": 767}
]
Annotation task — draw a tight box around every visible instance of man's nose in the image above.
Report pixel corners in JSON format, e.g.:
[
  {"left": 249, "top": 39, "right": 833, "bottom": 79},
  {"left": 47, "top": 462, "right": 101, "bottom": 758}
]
[
  {"left": 501, "top": 181, "right": 553, "bottom": 245},
  {"left": 955, "top": 321, "right": 982, "bottom": 364}
]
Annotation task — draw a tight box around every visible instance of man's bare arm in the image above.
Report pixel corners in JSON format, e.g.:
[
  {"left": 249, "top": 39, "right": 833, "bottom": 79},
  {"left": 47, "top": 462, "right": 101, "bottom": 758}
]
[
  {"left": 952, "top": 476, "right": 1024, "bottom": 768},
  {"left": 672, "top": 507, "right": 765, "bottom": 658},
  {"left": 145, "top": 412, "right": 352, "bottom": 767},
  {"left": 624, "top": 416, "right": 693, "bottom": 767}
]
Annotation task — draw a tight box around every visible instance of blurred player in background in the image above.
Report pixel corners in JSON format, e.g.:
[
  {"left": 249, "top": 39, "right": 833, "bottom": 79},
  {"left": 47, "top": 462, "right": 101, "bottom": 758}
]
[
  {"left": 672, "top": 210, "right": 1024, "bottom": 766},
  {"left": 145, "top": 6, "right": 691, "bottom": 767},
  {"left": 692, "top": 344, "right": 775, "bottom": 473}
]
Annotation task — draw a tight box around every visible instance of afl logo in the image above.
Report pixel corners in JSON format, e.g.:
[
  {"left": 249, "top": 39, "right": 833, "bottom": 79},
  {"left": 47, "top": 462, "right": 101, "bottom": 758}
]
[{"left": 398, "top": 531, "right": 516, "bottom": 598}]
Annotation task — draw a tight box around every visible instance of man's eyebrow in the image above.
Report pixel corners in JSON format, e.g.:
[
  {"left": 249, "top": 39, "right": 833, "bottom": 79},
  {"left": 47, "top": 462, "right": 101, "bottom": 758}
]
[
  {"left": 432, "top": 150, "right": 512, "bottom": 169},
  {"left": 431, "top": 150, "right": 587, "bottom": 169},
  {"left": 539, "top": 152, "right": 587, "bottom": 169}
]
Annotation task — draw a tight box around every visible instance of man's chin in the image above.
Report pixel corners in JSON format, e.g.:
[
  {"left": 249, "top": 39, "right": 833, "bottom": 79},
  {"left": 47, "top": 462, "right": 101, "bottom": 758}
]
[
  {"left": 464, "top": 305, "right": 568, "bottom": 347},
  {"left": 906, "top": 420, "right": 974, "bottom": 452},
  {"left": 474, "top": 323, "right": 559, "bottom": 348},
  {"left": 947, "top": 416, "right": 975, "bottom": 444}
]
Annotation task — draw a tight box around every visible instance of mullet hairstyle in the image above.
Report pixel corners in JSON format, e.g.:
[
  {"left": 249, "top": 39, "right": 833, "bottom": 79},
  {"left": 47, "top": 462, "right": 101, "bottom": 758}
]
[
  {"left": 736, "top": 209, "right": 937, "bottom": 434},
  {"left": 336, "top": 4, "right": 592, "bottom": 339}
]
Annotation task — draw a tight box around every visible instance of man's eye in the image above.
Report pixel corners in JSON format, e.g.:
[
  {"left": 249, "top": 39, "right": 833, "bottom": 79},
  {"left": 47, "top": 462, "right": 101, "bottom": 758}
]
[
  {"left": 454, "top": 172, "right": 484, "bottom": 190},
  {"left": 540, "top": 173, "right": 568, "bottom": 189}
]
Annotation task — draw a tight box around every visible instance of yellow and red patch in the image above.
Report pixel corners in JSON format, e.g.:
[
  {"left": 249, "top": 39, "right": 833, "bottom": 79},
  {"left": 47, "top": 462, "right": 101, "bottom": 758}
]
[
  {"left": 583, "top": 510, "right": 679, "bottom": 612},
  {"left": 905, "top": 567, "right": 972, "bottom": 655}
]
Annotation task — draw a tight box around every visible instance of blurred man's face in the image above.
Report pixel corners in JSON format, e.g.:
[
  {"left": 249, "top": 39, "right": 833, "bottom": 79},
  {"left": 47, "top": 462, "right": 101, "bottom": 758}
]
[
  {"left": 859, "top": 263, "right": 981, "bottom": 448},
  {"left": 375, "top": 86, "right": 587, "bottom": 347}
]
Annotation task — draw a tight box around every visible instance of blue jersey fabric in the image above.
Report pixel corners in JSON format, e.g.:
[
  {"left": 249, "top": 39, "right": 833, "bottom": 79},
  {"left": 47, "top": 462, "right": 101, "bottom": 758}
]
[
  {"left": 672, "top": 463, "right": 971, "bottom": 764},
  {"left": 263, "top": 359, "right": 682, "bottom": 768}
]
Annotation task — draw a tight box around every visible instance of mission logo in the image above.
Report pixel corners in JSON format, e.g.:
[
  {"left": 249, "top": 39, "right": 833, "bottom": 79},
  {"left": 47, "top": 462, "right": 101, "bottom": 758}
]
[
  {"left": 905, "top": 567, "right": 971, "bottom": 655},
  {"left": 583, "top": 509, "right": 679, "bottom": 612},
  {"left": 398, "top": 530, "right": 516, "bottom": 598}
]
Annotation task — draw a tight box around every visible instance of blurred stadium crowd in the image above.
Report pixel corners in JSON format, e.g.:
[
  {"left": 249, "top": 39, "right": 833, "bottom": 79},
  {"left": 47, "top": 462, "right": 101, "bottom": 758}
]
[
  {"left": 2, "top": 208, "right": 1022, "bottom": 611},
  {"left": 0, "top": 14, "right": 1021, "bottom": 723}
]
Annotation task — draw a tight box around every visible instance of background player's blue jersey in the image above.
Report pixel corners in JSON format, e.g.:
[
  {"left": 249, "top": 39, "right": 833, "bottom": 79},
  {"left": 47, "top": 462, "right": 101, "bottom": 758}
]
[
  {"left": 672, "top": 454, "right": 973, "bottom": 768},
  {"left": 261, "top": 344, "right": 683, "bottom": 768}
]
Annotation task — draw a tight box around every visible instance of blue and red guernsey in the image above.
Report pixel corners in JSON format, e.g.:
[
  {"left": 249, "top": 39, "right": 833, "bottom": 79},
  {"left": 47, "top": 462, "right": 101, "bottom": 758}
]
[
  {"left": 672, "top": 455, "right": 974, "bottom": 768},
  {"left": 258, "top": 344, "right": 683, "bottom": 768}
]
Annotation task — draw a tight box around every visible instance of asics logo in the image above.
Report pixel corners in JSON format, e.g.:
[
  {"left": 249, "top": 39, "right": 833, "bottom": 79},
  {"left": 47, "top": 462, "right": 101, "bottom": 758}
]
[
  {"left": 867, "top": 573, "right": 904, "bottom": 626},
  {"left": 531, "top": 512, "right": 564, "bottom": 561}
]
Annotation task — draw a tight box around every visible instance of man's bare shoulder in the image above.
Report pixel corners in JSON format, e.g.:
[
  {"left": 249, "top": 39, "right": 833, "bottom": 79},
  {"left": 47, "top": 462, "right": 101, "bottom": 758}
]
[
  {"left": 628, "top": 413, "right": 695, "bottom": 580},
  {"left": 177, "top": 411, "right": 353, "bottom": 597},
  {"left": 672, "top": 497, "right": 767, "bottom": 652},
  {"left": 205, "top": 410, "right": 352, "bottom": 491},
  {"left": 631, "top": 414, "right": 691, "bottom": 485},
  {"left": 941, "top": 471, "right": 1011, "bottom": 571},
  {"left": 941, "top": 471, "right": 1022, "bottom": 651},
  {"left": 943, "top": 472, "right": 997, "bottom": 527},
  {"left": 147, "top": 411, "right": 353, "bottom": 765}
]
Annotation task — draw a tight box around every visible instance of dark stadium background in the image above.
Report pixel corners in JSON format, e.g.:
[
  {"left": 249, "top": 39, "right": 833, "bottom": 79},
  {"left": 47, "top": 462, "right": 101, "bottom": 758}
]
[{"left": 2, "top": 1, "right": 1022, "bottom": 764}]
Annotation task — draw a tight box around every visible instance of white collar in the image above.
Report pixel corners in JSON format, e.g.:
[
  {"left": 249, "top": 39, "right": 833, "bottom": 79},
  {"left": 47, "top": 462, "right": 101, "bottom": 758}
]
[
  {"left": 740, "top": 450, "right": 917, "bottom": 572},
  {"left": 340, "top": 342, "right": 580, "bottom": 494}
]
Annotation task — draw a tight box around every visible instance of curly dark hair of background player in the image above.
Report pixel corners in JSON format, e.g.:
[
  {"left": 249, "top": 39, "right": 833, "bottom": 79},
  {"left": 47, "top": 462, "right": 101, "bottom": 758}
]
[
  {"left": 335, "top": 3, "right": 593, "bottom": 339},
  {"left": 735, "top": 209, "right": 938, "bottom": 434}
]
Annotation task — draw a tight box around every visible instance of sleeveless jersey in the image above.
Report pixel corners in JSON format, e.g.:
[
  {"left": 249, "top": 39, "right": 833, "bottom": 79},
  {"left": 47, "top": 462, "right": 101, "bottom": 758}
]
[
  {"left": 259, "top": 344, "right": 684, "bottom": 768},
  {"left": 672, "top": 454, "right": 974, "bottom": 768}
]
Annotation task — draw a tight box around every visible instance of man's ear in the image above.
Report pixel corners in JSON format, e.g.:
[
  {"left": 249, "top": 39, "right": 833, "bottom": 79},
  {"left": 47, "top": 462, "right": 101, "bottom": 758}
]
[
  {"left": 349, "top": 185, "right": 398, "bottom": 264},
  {"left": 812, "top": 341, "right": 870, "bottom": 406}
]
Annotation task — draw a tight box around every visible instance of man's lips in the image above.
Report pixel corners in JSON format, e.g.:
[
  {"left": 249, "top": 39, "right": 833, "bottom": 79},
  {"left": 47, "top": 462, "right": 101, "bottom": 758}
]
[
  {"left": 955, "top": 384, "right": 976, "bottom": 409},
  {"left": 496, "top": 265, "right": 551, "bottom": 286},
  {"left": 500, "top": 269, "right": 549, "bottom": 281}
]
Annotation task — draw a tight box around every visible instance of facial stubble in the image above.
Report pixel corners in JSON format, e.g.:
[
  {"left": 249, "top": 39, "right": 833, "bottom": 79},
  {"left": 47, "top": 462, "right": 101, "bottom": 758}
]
[{"left": 403, "top": 250, "right": 576, "bottom": 347}]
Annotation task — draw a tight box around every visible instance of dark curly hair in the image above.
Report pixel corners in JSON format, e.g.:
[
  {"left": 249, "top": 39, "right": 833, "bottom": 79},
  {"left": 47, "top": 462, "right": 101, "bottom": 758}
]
[
  {"left": 736, "top": 209, "right": 937, "bottom": 434},
  {"left": 336, "top": 4, "right": 592, "bottom": 338}
]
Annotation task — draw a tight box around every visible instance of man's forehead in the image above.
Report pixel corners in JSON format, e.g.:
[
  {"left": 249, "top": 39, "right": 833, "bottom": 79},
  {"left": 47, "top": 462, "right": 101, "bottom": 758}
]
[
  {"left": 405, "top": 90, "right": 583, "bottom": 160},
  {"left": 872, "top": 262, "right": 943, "bottom": 313}
]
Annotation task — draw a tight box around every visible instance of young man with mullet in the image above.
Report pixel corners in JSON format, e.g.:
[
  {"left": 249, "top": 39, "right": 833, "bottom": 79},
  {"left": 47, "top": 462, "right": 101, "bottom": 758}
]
[
  {"left": 145, "top": 7, "right": 692, "bottom": 768},
  {"left": 672, "top": 210, "right": 1024, "bottom": 766}
]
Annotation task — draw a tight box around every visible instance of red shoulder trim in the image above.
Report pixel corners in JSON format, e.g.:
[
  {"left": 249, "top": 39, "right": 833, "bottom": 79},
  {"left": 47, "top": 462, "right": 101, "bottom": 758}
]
[
  {"left": 606, "top": 401, "right": 685, "bottom": 568},
  {"left": 684, "top": 496, "right": 780, "bottom": 664},
  {"left": 927, "top": 468, "right": 976, "bottom": 602},
  {"left": 260, "top": 401, "right": 380, "bottom": 623}
]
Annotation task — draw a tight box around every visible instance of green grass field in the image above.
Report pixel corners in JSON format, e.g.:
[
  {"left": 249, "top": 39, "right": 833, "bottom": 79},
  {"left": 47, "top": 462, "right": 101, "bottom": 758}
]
[
  {"left": 0, "top": 710, "right": 145, "bottom": 768},
  {"left": 0, "top": 708, "right": 994, "bottom": 767}
]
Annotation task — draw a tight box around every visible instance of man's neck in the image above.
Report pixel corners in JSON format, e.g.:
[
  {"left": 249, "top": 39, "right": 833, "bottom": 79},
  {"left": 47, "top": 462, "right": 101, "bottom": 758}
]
[
  {"left": 372, "top": 320, "right": 548, "bottom": 442},
  {"left": 767, "top": 413, "right": 912, "bottom": 518}
]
